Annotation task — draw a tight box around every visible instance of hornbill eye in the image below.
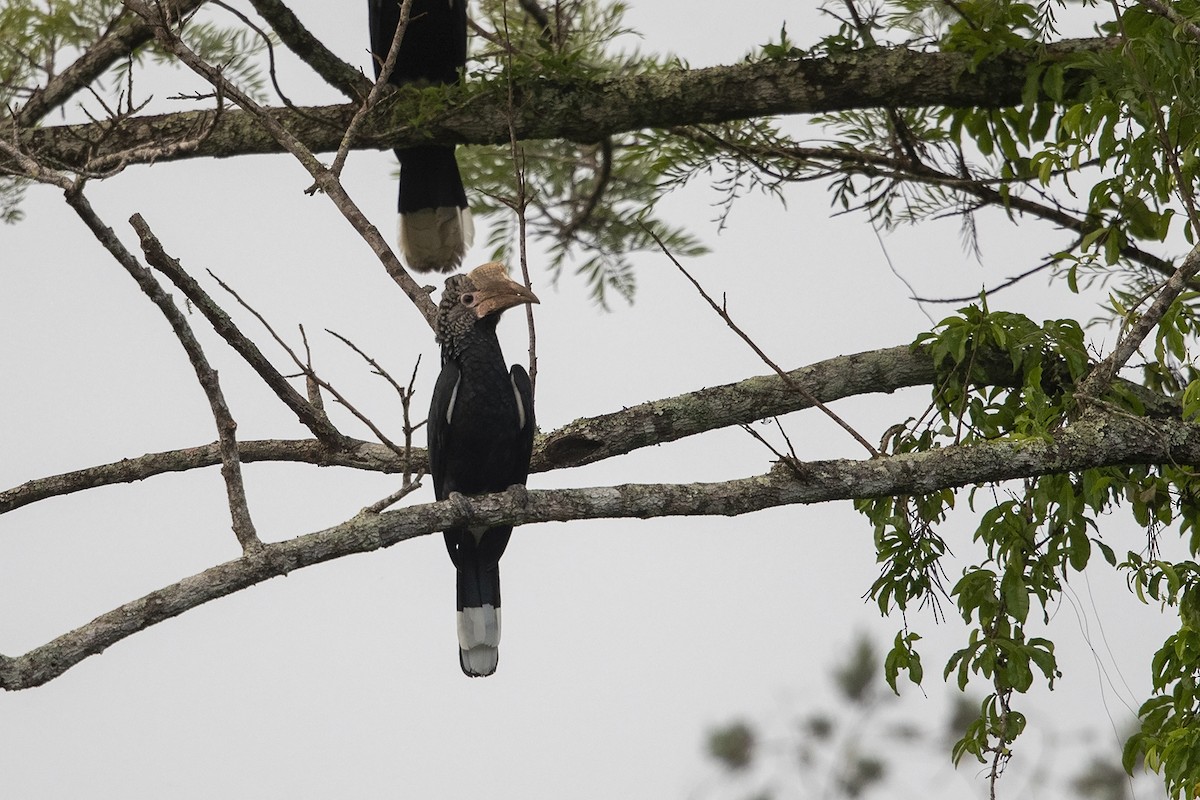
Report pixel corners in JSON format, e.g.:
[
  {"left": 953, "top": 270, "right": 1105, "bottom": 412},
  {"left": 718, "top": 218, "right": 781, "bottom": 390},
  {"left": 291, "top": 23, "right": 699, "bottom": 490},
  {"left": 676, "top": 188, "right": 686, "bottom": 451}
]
[{"left": 460, "top": 293, "right": 476, "bottom": 307}]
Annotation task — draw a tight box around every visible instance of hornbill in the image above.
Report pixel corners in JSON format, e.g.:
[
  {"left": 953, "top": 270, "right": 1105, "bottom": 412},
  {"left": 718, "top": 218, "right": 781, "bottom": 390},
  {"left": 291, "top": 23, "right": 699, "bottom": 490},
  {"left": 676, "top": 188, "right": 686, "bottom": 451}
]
[
  {"left": 368, "top": 0, "right": 473, "bottom": 272},
  {"left": 428, "top": 262, "right": 539, "bottom": 676}
]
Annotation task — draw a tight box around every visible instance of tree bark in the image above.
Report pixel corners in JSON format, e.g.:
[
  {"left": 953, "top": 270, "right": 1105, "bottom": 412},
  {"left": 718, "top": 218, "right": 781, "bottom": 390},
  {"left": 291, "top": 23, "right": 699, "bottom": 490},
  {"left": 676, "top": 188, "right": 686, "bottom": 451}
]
[{"left": 8, "top": 37, "right": 1113, "bottom": 173}]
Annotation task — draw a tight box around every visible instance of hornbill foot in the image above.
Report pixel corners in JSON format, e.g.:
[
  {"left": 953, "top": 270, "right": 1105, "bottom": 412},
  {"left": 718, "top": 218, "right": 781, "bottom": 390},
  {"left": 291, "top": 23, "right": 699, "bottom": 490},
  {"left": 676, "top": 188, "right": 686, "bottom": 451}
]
[
  {"left": 446, "top": 491, "right": 474, "bottom": 520},
  {"left": 505, "top": 484, "right": 529, "bottom": 508}
]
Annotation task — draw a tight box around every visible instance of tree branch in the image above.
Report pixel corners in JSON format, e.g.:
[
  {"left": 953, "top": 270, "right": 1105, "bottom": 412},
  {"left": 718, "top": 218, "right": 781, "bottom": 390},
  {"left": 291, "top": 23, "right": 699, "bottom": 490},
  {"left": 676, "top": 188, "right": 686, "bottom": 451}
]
[
  {"left": 0, "top": 438, "right": 399, "bottom": 516},
  {"left": 3, "top": 407, "right": 1197, "bottom": 690},
  {"left": 1078, "top": 242, "right": 1200, "bottom": 400},
  {"left": 244, "top": 0, "right": 370, "bottom": 99},
  {"left": 10, "top": 37, "right": 1116, "bottom": 172},
  {"left": 130, "top": 217, "right": 349, "bottom": 448},
  {"left": 128, "top": 214, "right": 261, "bottom": 553},
  {"left": 119, "top": 0, "right": 437, "bottom": 324},
  {"left": 4, "top": 342, "right": 1176, "bottom": 516},
  {"left": 13, "top": 0, "right": 210, "bottom": 127}
]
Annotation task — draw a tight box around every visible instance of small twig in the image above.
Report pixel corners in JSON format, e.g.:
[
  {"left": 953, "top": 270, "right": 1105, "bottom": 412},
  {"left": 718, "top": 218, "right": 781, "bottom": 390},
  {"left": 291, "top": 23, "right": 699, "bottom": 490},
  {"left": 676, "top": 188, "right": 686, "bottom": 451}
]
[
  {"left": 297, "top": 325, "right": 326, "bottom": 410},
  {"left": 740, "top": 422, "right": 792, "bottom": 464},
  {"left": 326, "top": 328, "right": 428, "bottom": 476},
  {"left": 326, "top": 328, "right": 409, "bottom": 399},
  {"left": 1076, "top": 242, "right": 1200, "bottom": 402},
  {"left": 499, "top": 1, "right": 539, "bottom": 389},
  {"left": 210, "top": 0, "right": 298, "bottom": 110},
  {"left": 911, "top": 247, "right": 1076, "bottom": 304},
  {"left": 399, "top": 354, "right": 424, "bottom": 486},
  {"left": 647, "top": 226, "right": 881, "bottom": 458},
  {"left": 206, "top": 274, "right": 412, "bottom": 461},
  {"left": 362, "top": 473, "right": 425, "bottom": 515}
]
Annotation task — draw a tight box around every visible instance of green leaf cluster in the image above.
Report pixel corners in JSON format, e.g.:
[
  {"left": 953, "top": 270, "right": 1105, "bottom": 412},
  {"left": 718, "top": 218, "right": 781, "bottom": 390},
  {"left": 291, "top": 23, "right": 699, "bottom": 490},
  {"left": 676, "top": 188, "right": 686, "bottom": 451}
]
[
  {"left": 860, "top": 298, "right": 1200, "bottom": 787},
  {"left": 461, "top": 0, "right": 707, "bottom": 306}
]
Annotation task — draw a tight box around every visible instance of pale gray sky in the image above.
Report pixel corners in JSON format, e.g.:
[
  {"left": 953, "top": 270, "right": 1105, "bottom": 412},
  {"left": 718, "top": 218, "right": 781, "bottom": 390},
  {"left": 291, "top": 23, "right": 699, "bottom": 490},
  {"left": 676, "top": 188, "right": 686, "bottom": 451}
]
[{"left": 0, "top": 2, "right": 1174, "bottom": 798}]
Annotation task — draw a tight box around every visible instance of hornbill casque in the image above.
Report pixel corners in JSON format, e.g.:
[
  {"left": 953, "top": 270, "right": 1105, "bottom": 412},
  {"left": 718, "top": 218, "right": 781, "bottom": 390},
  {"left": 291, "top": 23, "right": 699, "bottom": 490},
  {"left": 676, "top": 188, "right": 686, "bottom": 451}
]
[
  {"left": 368, "top": 0, "right": 473, "bottom": 272},
  {"left": 429, "top": 262, "right": 539, "bottom": 676}
]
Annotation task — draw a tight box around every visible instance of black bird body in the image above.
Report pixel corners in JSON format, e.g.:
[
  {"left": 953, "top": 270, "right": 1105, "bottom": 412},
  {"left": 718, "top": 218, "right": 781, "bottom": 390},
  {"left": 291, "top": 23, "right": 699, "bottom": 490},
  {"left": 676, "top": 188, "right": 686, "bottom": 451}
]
[
  {"left": 368, "top": 0, "right": 473, "bottom": 272},
  {"left": 428, "top": 262, "right": 538, "bottom": 676}
]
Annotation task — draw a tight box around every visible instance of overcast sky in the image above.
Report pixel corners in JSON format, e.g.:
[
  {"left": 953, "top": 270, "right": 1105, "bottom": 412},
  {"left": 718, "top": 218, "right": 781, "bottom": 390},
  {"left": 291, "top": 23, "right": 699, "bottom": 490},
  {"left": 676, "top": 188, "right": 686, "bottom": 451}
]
[{"left": 0, "top": 2, "right": 1176, "bottom": 798}]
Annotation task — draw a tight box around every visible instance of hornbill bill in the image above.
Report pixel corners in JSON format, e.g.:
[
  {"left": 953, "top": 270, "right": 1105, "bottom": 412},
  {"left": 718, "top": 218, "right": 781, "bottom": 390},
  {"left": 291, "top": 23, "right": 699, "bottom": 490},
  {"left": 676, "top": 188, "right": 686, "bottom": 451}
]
[
  {"left": 429, "top": 262, "right": 539, "bottom": 676},
  {"left": 368, "top": 0, "right": 473, "bottom": 272}
]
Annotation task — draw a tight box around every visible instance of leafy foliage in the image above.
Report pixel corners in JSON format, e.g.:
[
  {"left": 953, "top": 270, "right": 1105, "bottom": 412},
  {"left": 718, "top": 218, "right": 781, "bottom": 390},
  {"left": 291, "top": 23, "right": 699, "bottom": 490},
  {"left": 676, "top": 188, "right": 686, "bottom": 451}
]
[
  {"left": 461, "top": 0, "right": 707, "bottom": 306},
  {"left": 854, "top": 293, "right": 1200, "bottom": 796}
]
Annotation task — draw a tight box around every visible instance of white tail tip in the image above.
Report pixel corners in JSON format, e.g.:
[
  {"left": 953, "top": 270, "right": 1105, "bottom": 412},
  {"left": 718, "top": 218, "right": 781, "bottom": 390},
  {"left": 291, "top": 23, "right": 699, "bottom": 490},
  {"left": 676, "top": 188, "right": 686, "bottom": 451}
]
[
  {"left": 399, "top": 206, "right": 475, "bottom": 272},
  {"left": 457, "top": 605, "right": 500, "bottom": 677}
]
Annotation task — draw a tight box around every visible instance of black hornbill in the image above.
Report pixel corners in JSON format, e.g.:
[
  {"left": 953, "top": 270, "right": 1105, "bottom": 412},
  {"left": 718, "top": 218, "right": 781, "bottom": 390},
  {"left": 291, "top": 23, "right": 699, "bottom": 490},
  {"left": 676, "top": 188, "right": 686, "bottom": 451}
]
[
  {"left": 368, "top": 0, "right": 473, "bottom": 272},
  {"left": 429, "top": 262, "right": 539, "bottom": 676}
]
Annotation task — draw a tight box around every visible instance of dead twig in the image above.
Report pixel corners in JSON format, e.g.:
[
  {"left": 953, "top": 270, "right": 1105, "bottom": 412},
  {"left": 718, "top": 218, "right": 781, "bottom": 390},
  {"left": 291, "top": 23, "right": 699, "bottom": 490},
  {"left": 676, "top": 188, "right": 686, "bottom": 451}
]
[
  {"left": 498, "top": 1, "right": 539, "bottom": 388},
  {"left": 1076, "top": 242, "right": 1200, "bottom": 402},
  {"left": 646, "top": 225, "right": 881, "bottom": 458}
]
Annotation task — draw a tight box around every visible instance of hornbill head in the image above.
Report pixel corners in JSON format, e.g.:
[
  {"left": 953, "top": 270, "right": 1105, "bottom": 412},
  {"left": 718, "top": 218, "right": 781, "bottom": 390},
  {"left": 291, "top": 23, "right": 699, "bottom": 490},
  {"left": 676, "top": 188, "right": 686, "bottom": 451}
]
[{"left": 436, "top": 262, "right": 539, "bottom": 346}]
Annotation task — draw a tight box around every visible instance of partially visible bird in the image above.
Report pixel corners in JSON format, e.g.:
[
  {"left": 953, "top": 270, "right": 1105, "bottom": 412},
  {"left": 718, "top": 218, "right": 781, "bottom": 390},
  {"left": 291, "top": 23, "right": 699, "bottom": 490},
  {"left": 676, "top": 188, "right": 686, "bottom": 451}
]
[
  {"left": 428, "top": 262, "right": 539, "bottom": 676},
  {"left": 368, "top": 0, "right": 473, "bottom": 272}
]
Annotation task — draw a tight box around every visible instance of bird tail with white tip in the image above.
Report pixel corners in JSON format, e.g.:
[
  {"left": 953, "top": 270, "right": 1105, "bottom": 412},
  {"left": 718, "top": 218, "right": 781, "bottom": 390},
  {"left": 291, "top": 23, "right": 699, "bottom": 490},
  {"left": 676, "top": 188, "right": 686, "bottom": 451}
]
[
  {"left": 456, "top": 563, "right": 501, "bottom": 677},
  {"left": 397, "top": 145, "right": 474, "bottom": 272}
]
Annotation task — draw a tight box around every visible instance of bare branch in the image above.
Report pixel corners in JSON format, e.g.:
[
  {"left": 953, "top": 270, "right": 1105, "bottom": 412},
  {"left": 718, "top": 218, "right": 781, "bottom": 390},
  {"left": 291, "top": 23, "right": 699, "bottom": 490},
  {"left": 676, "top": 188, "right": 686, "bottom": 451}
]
[
  {"left": 3, "top": 408, "right": 1198, "bottom": 691},
  {"left": 129, "top": 231, "right": 348, "bottom": 447},
  {"left": 647, "top": 226, "right": 881, "bottom": 458},
  {"left": 0, "top": 438, "right": 401, "bottom": 516},
  {"left": 3, "top": 145, "right": 267, "bottom": 553},
  {"left": 328, "top": 0, "right": 414, "bottom": 179},
  {"left": 129, "top": 214, "right": 261, "bottom": 552},
  {"left": 1077, "top": 242, "right": 1200, "bottom": 401},
  {"left": 244, "top": 0, "right": 370, "bottom": 98},
  {"left": 119, "top": 0, "right": 437, "bottom": 325}
]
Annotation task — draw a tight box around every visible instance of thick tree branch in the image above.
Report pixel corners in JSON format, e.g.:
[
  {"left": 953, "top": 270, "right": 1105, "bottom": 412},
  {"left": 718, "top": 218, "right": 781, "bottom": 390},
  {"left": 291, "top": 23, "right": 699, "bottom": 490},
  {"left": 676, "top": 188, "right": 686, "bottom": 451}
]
[
  {"left": 3, "top": 343, "right": 1177, "bottom": 516},
  {"left": 2, "top": 408, "right": 1197, "bottom": 691},
  {"left": 10, "top": 38, "right": 1115, "bottom": 172}
]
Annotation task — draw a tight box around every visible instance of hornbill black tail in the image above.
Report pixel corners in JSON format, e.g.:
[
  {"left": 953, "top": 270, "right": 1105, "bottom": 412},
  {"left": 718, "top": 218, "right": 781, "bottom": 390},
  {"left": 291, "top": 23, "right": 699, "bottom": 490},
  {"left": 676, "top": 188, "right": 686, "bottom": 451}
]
[
  {"left": 368, "top": 0, "right": 472, "bottom": 272},
  {"left": 445, "top": 523, "right": 511, "bottom": 677}
]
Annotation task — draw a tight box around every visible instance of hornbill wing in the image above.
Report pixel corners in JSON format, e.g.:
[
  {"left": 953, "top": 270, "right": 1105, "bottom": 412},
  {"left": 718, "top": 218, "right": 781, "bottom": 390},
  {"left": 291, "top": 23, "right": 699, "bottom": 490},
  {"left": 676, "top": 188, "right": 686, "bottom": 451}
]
[
  {"left": 509, "top": 364, "right": 535, "bottom": 487},
  {"left": 426, "top": 357, "right": 460, "bottom": 501}
]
